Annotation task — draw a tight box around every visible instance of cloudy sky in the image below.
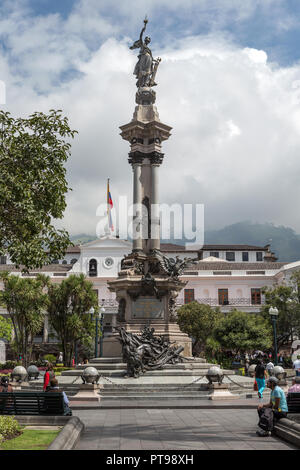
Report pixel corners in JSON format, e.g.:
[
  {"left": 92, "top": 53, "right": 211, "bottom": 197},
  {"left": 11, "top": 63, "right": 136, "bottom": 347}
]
[{"left": 1, "top": 0, "right": 300, "bottom": 238}]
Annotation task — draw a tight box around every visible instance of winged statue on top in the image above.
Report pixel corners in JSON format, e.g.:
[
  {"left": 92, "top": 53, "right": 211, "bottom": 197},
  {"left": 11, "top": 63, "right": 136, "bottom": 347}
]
[{"left": 130, "top": 17, "right": 161, "bottom": 89}]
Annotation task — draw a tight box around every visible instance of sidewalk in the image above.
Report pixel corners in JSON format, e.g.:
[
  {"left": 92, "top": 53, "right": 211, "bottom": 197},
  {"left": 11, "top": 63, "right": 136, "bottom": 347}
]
[{"left": 74, "top": 408, "right": 297, "bottom": 450}]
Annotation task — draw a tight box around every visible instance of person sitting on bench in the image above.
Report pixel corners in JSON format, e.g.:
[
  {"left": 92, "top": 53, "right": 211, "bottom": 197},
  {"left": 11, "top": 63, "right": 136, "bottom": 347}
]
[
  {"left": 0, "top": 376, "right": 13, "bottom": 393},
  {"left": 256, "top": 376, "right": 288, "bottom": 436},
  {"left": 46, "top": 378, "right": 72, "bottom": 416},
  {"left": 288, "top": 376, "right": 300, "bottom": 393}
]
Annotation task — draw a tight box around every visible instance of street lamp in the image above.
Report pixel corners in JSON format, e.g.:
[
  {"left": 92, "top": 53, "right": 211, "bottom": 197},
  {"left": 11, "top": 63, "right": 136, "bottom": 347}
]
[
  {"left": 269, "top": 306, "right": 279, "bottom": 365},
  {"left": 93, "top": 304, "right": 105, "bottom": 358},
  {"left": 99, "top": 304, "right": 105, "bottom": 358}
]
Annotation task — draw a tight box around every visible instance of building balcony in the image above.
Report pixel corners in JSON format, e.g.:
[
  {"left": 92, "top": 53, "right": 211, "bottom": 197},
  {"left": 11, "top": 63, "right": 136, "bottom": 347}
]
[
  {"left": 99, "top": 299, "right": 119, "bottom": 308},
  {"left": 176, "top": 297, "right": 265, "bottom": 307}
]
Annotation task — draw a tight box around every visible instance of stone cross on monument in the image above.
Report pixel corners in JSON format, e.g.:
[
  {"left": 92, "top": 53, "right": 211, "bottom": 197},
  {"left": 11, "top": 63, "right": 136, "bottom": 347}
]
[{"left": 107, "top": 18, "right": 195, "bottom": 358}]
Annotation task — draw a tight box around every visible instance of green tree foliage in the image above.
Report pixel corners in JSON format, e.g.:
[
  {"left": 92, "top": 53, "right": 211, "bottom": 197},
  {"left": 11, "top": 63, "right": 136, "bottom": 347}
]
[
  {"left": 0, "top": 273, "right": 49, "bottom": 366},
  {"left": 0, "top": 110, "right": 77, "bottom": 269},
  {"left": 0, "top": 315, "right": 12, "bottom": 342},
  {"left": 47, "top": 274, "right": 98, "bottom": 366},
  {"left": 262, "top": 270, "right": 300, "bottom": 348},
  {"left": 177, "top": 302, "right": 221, "bottom": 354},
  {"left": 213, "top": 310, "right": 272, "bottom": 355}
]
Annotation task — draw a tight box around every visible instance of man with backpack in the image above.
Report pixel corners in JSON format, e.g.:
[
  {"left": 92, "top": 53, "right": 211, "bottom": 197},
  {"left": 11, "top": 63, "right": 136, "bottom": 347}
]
[{"left": 256, "top": 376, "right": 288, "bottom": 436}]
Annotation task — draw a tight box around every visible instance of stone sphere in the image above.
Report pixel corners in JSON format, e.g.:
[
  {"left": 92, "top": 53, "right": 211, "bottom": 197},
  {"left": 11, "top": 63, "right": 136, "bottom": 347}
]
[
  {"left": 11, "top": 366, "right": 27, "bottom": 382},
  {"left": 248, "top": 364, "right": 257, "bottom": 377},
  {"left": 27, "top": 365, "right": 39, "bottom": 380},
  {"left": 81, "top": 366, "right": 100, "bottom": 384},
  {"left": 273, "top": 365, "right": 286, "bottom": 380},
  {"left": 206, "top": 366, "right": 224, "bottom": 384}
]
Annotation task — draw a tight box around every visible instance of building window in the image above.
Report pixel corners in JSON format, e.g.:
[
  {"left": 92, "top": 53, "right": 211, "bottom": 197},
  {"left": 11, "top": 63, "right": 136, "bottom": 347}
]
[
  {"left": 0, "top": 256, "right": 7, "bottom": 265},
  {"left": 251, "top": 288, "right": 261, "bottom": 305},
  {"left": 184, "top": 289, "right": 195, "bottom": 304},
  {"left": 256, "top": 252, "right": 263, "bottom": 262},
  {"left": 70, "top": 258, "right": 78, "bottom": 265},
  {"left": 218, "top": 289, "right": 229, "bottom": 305},
  {"left": 51, "top": 259, "right": 59, "bottom": 264},
  {"left": 89, "top": 259, "right": 98, "bottom": 277},
  {"left": 226, "top": 252, "right": 235, "bottom": 262},
  {"left": 242, "top": 252, "right": 249, "bottom": 262},
  {"left": 210, "top": 252, "right": 219, "bottom": 258},
  {"left": 62, "top": 260, "right": 67, "bottom": 265}
]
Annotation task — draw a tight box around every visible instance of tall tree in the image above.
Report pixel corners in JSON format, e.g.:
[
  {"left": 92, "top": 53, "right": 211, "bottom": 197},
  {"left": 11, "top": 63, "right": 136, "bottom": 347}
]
[
  {"left": 47, "top": 274, "right": 98, "bottom": 366},
  {"left": 0, "top": 273, "right": 49, "bottom": 366},
  {"left": 0, "top": 109, "right": 77, "bottom": 269},
  {"left": 177, "top": 302, "right": 221, "bottom": 355},
  {"left": 0, "top": 315, "right": 12, "bottom": 343},
  {"left": 213, "top": 310, "right": 272, "bottom": 355},
  {"left": 262, "top": 270, "right": 300, "bottom": 348}
]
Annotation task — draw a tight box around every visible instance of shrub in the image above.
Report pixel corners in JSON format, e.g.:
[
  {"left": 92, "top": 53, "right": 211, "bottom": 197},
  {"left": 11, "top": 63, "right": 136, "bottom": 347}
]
[
  {"left": 0, "top": 416, "right": 21, "bottom": 441},
  {"left": 43, "top": 354, "right": 57, "bottom": 364},
  {"left": 0, "top": 361, "right": 19, "bottom": 370}
]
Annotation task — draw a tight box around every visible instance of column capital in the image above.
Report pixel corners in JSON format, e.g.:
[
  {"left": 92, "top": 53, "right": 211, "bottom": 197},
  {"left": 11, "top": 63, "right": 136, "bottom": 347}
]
[
  {"left": 150, "top": 152, "right": 164, "bottom": 165},
  {"left": 128, "top": 151, "right": 144, "bottom": 166},
  {"left": 128, "top": 151, "right": 164, "bottom": 166}
]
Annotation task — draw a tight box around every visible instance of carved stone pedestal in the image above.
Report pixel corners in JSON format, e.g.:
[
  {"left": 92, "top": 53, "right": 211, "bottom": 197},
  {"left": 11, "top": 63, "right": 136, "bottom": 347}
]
[
  {"left": 11, "top": 381, "right": 29, "bottom": 390},
  {"left": 108, "top": 273, "right": 192, "bottom": 357},
  {"left": 208, "top": 383, "right": 239, "bottom": 401},
  {"left": 71, "top": 384, "right": 102, "bottom": 402}
]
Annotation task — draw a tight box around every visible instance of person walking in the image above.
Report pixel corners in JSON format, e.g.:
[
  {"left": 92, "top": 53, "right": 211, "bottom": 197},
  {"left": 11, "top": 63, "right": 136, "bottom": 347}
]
[
  {"left": 266, "top": 360, "right": 274, "bottom": 377},
  {"left": 293, "top": 355, "right": 300, "bottom": 377},
  {"left": 255, "top": 360, "right": 268, "bottom": 400},
  {"left": 43, "top": 363, "right": 55, "bottom": 391}
]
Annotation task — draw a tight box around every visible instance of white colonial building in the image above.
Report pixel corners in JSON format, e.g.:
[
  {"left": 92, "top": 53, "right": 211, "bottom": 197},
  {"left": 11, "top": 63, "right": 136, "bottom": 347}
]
[{"left": 0, "top": 236, "right": 299, "bottom": 355}]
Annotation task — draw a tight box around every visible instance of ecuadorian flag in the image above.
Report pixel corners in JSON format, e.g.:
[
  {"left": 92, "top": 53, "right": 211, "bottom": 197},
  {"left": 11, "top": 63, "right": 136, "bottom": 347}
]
[{"left": 107, "top": 179, "right": 114, "bottom": 231}]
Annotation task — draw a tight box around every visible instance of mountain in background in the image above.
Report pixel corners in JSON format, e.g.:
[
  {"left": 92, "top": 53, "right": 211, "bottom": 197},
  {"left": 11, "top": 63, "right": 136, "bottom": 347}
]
[
  {"left": 70, "top": 233, "right": 97, "bottom": 245},
  {"left": 70, "top": 222, "right": 300, "bottom": 262},
  {"left": 204, "top": 222, "right": 300, "bottom": 262}
]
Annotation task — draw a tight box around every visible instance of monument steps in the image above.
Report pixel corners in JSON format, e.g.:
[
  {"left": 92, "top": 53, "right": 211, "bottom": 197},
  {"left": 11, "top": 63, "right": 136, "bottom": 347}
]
[{"left": 72, "top": 363, "right": 214, "bottom": 371}]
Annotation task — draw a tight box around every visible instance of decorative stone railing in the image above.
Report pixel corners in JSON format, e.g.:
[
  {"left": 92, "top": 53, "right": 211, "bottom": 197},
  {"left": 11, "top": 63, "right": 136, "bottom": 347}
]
[{"left": 176, "top": 298, "right": 265, "bottom": 307}]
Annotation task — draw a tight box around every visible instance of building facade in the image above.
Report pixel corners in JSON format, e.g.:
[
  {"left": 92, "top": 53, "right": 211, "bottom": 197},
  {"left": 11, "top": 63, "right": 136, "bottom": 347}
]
[{"left": 0, "top": 237, "right": 298, "bottom": 358}]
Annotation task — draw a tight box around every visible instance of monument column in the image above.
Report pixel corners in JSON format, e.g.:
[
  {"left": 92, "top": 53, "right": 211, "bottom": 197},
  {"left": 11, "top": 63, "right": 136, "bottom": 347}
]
[
  {"left": 151, "top": 160, "right": 161, "bottom": 251},
  {"left": 43, "top": 315, "right": 49, "bottom": 343},
  {"left": 107, "top": 17, "right": 194, "bottom": 358},
  {"left": 132, "top": 160, "right": 143, "bottom": 252}
]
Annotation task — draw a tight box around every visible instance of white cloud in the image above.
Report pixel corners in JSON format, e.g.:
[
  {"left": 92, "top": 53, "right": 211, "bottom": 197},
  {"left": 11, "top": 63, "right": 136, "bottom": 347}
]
[{"left": 1, "top": 1, "right": 300, "bottom": 236}]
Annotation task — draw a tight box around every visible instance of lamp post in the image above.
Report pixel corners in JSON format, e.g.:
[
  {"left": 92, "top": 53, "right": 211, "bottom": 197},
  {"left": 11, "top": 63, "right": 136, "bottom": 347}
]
[
  {"left": 269, "top": 306, "right": 279, "bottom": 366},
  {"left": 93, "top": 305, "right": 105, "bottom": 358},
  {"left": 99, "top": 304, "right": 105, "bottom": 357}
]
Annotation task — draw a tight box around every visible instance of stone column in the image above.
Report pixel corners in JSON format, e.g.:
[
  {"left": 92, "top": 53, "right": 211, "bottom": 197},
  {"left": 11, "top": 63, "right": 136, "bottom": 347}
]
[
  {"left": 43, "top": 315, "right": 49, "bottom": 343},
  {"left": 151, "top": 163, "right": 160, "bottom": 251},
  {"left": 132, "top": 162, "right": 143, "bottom": 252}
]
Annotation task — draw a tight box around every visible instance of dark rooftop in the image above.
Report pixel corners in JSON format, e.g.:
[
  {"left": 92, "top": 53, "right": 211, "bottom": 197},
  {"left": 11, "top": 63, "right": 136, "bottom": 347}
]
[{"left": 186, "top": 262, "right": 286, "bottom": 271}]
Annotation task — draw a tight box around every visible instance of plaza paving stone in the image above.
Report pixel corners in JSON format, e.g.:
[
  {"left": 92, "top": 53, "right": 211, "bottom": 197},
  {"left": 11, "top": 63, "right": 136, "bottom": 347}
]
[{"left": 73, "top": 408, "right": 297, "bottom": 451}]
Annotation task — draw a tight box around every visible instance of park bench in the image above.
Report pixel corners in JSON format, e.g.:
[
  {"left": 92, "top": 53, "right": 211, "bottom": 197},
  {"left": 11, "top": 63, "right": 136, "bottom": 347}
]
[
  {"left": 287, "top": 393, "right": 300, "bottom": 414},
  {"left": 0, "top": 392, "right": 65, "bottom": 416}
]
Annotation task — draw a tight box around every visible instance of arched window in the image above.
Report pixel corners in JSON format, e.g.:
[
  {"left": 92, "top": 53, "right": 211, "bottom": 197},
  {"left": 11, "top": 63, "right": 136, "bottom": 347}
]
[
  {"left": 89, "top": 259, "right": 98, "bottom": 277},
  {"left": 70, "top": 258, "right": 78, "bottom": 265},
  {"left": 62, "top": 260, "right": 67, "bottom": 265}
]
